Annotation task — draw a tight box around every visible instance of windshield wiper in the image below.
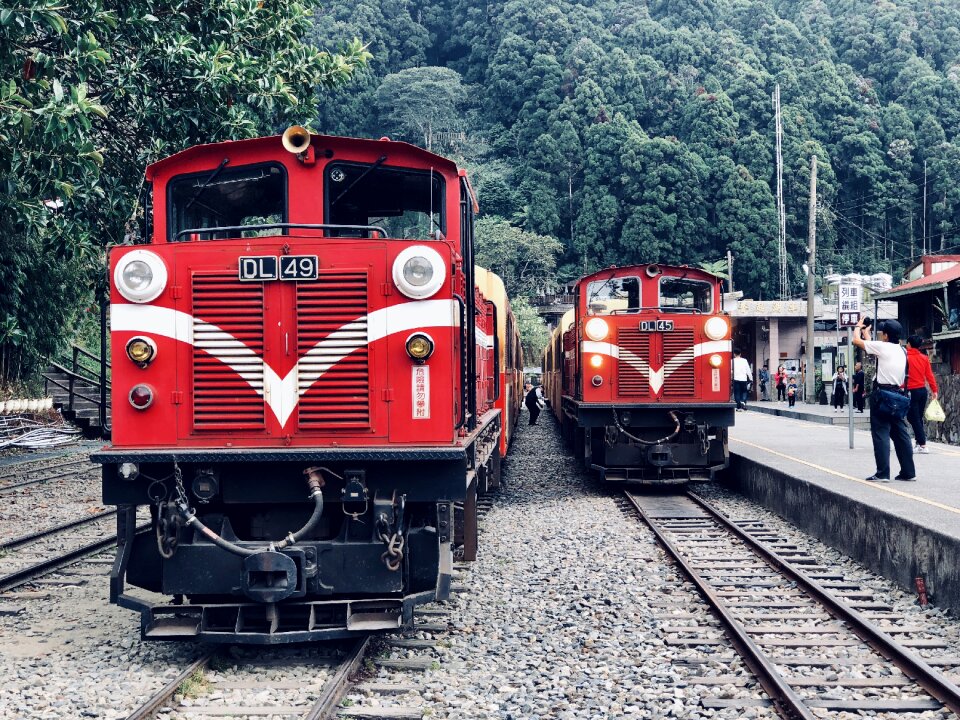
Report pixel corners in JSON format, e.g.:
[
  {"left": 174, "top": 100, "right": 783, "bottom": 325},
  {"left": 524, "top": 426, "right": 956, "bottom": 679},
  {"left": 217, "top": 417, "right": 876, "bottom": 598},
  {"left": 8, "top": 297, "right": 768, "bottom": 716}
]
[
  {"left": 183, "top": 157, "right": 230, "bottom": 211},
  {"left": 588, "top": 276, "right": 617, "bottom": 305},
  {"left": 331, "top": 155, "right": 387, "bottom": 206}
]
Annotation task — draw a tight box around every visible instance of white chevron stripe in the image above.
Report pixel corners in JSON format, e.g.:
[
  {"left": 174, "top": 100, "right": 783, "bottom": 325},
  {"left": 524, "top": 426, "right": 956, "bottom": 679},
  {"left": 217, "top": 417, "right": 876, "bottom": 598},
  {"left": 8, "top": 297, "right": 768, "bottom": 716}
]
[
  {"left": 582, "top": 338, "right": 731, "bottom": 394},
  {"left": 112, "top": 299, "right": 458, "bottom": 427}
]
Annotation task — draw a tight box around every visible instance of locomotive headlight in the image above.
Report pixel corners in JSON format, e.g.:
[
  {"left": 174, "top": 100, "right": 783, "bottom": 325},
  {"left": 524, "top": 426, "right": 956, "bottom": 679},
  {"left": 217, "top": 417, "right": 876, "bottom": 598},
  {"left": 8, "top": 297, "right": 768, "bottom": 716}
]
[
  {"left": 405, "top": 332, "right": 434, "bottom": 362},
  {"left": 589, "top": 354, "right": 604, "bottom": 369},
  {"left": 584, "top": 317, "right": 609, "bottom": 341},
  {"left": 125, "top": 336, "right": 157, "bottom": 367},
  {"left": 114, "top": 250, "right": 168, "bottom": 303},
  {"left": 393, "top": 245, "right": 445, "bottom": 299},
  {"left": 704, "top": 316, "right": 729, "bottom": 340},
  {"left": 709, "top": 353, "right": 723, "bottom": 368}
]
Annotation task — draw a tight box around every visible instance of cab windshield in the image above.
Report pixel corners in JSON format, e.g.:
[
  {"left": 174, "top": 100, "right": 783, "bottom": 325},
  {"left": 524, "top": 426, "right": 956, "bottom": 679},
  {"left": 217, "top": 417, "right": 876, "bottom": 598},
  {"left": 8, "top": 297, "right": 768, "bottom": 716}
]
[
  {"left": 325, "top": 162, "right": 444, "bottom": 238},
  {"left": 585, "top": 277, "right": 641, "bottom": 315},
  {"left": 659, "top": 277, "right": 713, "bottom": 313},
  {"left": 168, "top": 163, "right": 287, "bottom": 241}
]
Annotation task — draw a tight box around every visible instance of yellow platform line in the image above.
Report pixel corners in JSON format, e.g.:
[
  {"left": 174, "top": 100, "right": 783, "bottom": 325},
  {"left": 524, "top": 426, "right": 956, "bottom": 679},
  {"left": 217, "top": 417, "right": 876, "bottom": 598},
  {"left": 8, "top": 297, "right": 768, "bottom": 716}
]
[{"left": 731, "top": 437, "right": 960, "bottom": 516}]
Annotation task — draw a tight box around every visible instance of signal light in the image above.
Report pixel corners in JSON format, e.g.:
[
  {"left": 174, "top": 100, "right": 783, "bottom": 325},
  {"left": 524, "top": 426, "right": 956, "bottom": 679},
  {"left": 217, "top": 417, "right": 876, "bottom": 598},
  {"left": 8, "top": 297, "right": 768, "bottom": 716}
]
[
  {"left": 126, "top": 336, "right": 157, "bottom": 367},
  {"left": 128, "top": 384, "right": 154, "bottom": 410},
  {"left": 589, "top": 354, "right": 603, "bottom": 369},
  {"left": 405, "top": 333, "right": 434, "bottom": 362},
  {"left": 709, "top": 353, "right": 723, "bottom": 368}
]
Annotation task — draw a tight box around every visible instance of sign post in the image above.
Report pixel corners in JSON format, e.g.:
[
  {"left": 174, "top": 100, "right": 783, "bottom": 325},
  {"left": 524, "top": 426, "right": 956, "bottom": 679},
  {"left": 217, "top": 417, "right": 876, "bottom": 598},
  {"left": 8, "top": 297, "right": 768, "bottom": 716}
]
[{"left": 838, "top": 284, "right": 861, "bottom": 449}]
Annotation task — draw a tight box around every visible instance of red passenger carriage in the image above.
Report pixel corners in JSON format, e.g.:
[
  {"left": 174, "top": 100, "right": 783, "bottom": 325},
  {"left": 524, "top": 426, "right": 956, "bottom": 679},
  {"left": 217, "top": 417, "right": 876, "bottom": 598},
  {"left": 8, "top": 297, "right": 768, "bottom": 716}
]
[
  {"left": 542, "top": 264, "right": 734, "bottom": 483},
  {"left": 93, "top": 128, "right": 520, "bottom": 642}
]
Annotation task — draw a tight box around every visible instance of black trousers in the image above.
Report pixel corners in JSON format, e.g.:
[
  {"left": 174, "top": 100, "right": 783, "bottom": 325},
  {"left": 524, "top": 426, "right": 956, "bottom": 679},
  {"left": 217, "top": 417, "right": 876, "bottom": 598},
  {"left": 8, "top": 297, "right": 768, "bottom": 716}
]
[
  {"left": 907, "top": 388, "right": 928, "bottom": 446},
  {"left": 831, "top": 389, "right": 846, "bottom": 409},
  {"left": 527, "top": 405, "right": 541, "bottom": 425},
  {"left": 777, "top": 384, "right": 786, "bottom": 401},
  {"left": 854, "top": 391, "right": 865, "bottom": 412},
  {"left": 869, "top": 392, "right": 916, "bottom": 478}
]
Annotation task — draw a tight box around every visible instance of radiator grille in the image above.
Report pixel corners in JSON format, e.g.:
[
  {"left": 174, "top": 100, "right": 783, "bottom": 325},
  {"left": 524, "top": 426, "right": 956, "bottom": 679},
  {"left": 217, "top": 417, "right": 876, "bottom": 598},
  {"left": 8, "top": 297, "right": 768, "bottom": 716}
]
[
  {"left": 192, "top": 274, "right": 265, "bottom": 429},
  {"left": 297, "top": 272, "right": 370, "bottom": 427},
  {"left": 662, "top": 330, "right": 696, "bottom": 397},
  {"left": 617, "top": 329, "right": 651, "bottom": 396}
]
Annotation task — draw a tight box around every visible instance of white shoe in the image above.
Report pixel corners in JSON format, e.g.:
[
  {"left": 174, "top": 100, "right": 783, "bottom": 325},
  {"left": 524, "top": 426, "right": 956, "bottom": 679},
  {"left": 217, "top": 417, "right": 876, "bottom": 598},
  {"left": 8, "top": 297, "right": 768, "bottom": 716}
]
[{"left": 917, "top": 446, "right": 929, "bottom": 454}]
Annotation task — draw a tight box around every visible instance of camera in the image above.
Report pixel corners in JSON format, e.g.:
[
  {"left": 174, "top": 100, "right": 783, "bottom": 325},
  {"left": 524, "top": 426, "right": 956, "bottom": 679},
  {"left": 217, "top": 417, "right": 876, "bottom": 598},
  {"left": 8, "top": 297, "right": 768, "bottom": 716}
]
[{"left": 862, "top": 316, "right": 872, "bottom": 328}]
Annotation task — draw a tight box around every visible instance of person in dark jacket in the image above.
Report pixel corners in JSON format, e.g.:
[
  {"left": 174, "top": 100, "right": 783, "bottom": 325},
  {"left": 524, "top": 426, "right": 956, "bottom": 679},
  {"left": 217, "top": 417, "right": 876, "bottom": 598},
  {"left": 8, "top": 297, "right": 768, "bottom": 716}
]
[
  {"left": 905, "top": 335, "right": 939, "bottom": 454},
  {"left": 524, "top": 383, "right": 542, "bottom": 425},
  {"left": 851, "top": 361, "right": 865, "bottom": 413}
]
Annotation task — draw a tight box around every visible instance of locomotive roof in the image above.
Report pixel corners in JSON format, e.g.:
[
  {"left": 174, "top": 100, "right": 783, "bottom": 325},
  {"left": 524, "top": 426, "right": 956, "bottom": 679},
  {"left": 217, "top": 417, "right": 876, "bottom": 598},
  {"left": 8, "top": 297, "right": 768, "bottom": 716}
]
[
  {"left": 145, "top": 132, "right": 460, "bottom": 180},
  {"left": 574, "top": 264, "right": 720, "bottom": 288}
]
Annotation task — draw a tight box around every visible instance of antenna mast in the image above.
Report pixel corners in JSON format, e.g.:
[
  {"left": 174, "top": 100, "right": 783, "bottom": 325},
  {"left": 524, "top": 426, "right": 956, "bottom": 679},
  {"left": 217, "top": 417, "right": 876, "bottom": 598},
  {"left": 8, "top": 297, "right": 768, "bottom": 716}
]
[{"left": 774, "top": 84, "right": 788, "bottom": 299}]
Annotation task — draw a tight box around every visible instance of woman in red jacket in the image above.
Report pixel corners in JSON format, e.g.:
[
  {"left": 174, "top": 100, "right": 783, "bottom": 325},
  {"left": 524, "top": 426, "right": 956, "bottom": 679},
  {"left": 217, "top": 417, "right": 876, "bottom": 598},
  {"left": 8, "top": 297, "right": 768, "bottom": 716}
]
[{"left": 906, "top": 335, "right": 939, "bottom": 454}]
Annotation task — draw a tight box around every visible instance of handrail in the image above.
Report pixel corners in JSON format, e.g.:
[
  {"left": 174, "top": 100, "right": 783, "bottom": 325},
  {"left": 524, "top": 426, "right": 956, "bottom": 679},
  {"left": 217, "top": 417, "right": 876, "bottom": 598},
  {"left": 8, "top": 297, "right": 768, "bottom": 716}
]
[
  {"left": 72, "top": 344, "right": 111, "bottom": 369},
  {"left": 174, "top": 222, "right": 390, "bottom": 242},
  {"left": 42, "top": 373, "right": 103, "bottom": 408},
  {"left": 47, "top": 358, "right": 108, "bottom": 390}
]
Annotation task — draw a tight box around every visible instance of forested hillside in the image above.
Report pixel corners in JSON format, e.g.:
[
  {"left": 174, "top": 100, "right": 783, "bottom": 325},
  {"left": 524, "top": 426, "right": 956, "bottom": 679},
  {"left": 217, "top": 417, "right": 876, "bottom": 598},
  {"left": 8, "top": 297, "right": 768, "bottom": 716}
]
[{"left": 312, "top": 0, "right": 960, "bottom": 301}]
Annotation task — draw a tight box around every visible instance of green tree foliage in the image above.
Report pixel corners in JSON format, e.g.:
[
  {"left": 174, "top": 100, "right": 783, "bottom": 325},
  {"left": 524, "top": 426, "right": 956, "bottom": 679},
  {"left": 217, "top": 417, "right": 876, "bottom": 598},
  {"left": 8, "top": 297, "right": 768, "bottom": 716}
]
[
  {"left": 474, "top": 216, "right": 563, "bottom": 298},
  {"left": 375, "top": 67, "right": 467, "bottom": 150},
  {"left": 320, "top": 0, "right": 960, "bottom": 308},
  {"left": 510, "top": 296, "right": 551, "bottom": 365},
  {"left": 0, "top": 0, "right": 369, "bottom": 380}
]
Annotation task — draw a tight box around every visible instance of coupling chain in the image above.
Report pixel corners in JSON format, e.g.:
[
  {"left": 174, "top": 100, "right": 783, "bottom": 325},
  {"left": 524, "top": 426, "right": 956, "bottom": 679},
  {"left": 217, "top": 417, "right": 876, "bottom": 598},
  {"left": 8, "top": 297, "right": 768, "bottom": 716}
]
[
  {"left": 380, "top": 532, "right": 404, "bottom": 571},
  {"left": 698, "top": 425, "right": 710, "bottom": 456}
]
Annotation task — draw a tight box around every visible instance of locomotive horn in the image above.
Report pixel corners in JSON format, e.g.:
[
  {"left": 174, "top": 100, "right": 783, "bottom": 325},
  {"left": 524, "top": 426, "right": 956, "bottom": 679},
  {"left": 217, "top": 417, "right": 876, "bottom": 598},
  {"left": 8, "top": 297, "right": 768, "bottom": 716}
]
[
  {"left": 282, "top": 125, "right": 312, "bottom": 155},
  {"left": 646, "top": 264, "right": 662, "bottom": 278}
]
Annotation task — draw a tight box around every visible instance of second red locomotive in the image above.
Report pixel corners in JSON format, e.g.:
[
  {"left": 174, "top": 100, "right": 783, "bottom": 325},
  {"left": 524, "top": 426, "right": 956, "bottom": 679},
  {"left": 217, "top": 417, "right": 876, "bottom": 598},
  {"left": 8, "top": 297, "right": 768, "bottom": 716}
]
[{"left": 543, "top": 264, "right": 733, "bottom": 483}]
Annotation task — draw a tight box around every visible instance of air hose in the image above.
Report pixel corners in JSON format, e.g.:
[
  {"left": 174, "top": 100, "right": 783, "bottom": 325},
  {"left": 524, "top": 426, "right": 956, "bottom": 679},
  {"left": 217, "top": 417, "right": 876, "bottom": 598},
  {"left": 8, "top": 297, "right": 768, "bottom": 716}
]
[{"left": 174, "top": 467, "right": 327, "bottom": 558}]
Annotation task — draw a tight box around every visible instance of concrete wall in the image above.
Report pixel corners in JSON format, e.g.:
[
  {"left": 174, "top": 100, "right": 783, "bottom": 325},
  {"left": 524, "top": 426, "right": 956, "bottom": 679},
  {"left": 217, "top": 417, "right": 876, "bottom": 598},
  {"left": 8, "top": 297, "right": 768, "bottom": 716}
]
[{"left": 728, "top": 453, "right": 960, "bottom": 616}]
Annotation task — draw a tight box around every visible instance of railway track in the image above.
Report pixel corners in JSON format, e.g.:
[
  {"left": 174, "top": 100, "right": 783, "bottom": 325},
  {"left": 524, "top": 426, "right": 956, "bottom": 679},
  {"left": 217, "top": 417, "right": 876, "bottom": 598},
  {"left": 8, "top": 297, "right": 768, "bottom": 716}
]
[
  {"left": 0, "top": 458, "right": 97, "bottom": 495},
  {"left": 124, "top": 606, "right": 454, "bottom": 720},
  {"left": 0, "top": 513, "right": 148, "bottom": 593},
  {"left": 0, "top": 452, "right": 92, "bottom": 482},
  {"left": 624, "top": 490, "right": 960, "bottom": 718}
]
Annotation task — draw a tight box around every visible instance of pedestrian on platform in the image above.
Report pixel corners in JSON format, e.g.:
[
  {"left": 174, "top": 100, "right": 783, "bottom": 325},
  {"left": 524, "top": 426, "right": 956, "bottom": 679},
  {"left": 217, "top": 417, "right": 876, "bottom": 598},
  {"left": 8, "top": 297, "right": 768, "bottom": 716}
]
[
  {"left": 759, "top": 363, "right": 770, "bottom": 401},
  {"left": 787, "top": 376, "right": 798, "bottom": 407},
  {"left": 906, "top": 335, "right": 938, "bottom": 454},
  {"left": 775, "top": 365, "right": 787, "bottom": 401},
  {"left": 852, "top": 361, "right": 866, "bottom": 413},
  {"left": 832, "top": 366, "right": 848, "bottom": 412},
  {"left": 524, "top": 382, "right": 542, "bottom": 425},
  {"left": 853, "top": 318, "right": 915, "bottom": 483},
  {"left": 732, "top": 349, "right": 752, "bottom": 411}
]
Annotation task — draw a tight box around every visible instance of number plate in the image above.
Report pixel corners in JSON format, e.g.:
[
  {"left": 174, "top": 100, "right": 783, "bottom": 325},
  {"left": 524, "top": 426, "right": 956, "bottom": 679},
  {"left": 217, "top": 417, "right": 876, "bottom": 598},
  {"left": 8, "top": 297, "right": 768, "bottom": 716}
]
[
  {"left": 239, "top": 255, "right": 318, "bottom": 282},
  {"left": 639, "top": 320, "right": 674, "bottom": 332}
]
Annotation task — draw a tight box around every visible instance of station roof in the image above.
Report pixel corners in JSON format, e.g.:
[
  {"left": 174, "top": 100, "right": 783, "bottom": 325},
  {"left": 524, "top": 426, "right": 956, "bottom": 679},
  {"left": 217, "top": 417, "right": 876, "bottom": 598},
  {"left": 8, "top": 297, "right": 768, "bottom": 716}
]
[{"left": 873, "top": 263, "right": 960, "bottom": 300}]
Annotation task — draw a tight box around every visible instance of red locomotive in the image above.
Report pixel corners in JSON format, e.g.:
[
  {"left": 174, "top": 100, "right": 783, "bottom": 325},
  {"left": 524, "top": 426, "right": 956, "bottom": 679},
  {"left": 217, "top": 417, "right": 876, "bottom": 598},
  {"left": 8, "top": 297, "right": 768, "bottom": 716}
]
[
  {"left": 92, "top": 128, "right": 520, "bottom": 643},
  {"left": 542, "top": 264, "right": 733, "bottom": 483}
]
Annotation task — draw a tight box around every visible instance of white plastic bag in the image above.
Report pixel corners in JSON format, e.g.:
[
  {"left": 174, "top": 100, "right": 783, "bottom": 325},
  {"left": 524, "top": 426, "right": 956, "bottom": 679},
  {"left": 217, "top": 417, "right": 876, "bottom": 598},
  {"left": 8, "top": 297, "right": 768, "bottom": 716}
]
[{"left": 925, "top": 397, "right": 946, "bottom": 423}]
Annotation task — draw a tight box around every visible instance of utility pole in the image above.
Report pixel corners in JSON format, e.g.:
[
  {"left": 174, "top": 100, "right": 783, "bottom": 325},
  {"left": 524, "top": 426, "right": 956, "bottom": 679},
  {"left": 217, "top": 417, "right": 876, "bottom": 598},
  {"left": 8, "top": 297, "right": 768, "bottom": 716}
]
[
  {"left": 773, "top": 84, "right": 788, "bottom": 300},
  {"left": 805, "top": 155, "right": 817, "bottom": 404},
  {"left": 922, "top": 159, "right": 928, "bottom": 256},
  {"left": 726, "top": 249, "right": 734, "bottom": 295}
]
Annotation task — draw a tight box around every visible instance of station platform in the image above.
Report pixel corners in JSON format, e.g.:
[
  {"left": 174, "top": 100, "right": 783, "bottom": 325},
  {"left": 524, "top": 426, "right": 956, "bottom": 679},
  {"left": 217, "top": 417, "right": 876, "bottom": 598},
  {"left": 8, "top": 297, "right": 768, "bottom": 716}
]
[
  {"left": 747, "top": 398, "right": 871, "bottom": 429},
  {"left": 726, "top": 409, "right": 960, "bottom": 615}
]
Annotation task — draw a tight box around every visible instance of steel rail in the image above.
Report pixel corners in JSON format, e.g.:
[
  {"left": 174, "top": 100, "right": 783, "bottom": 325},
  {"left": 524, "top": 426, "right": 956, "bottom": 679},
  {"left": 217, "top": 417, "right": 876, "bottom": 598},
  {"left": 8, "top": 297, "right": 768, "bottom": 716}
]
[
  {"left": 0, "top": 509, "right": 117, "bottom": 551},
  {"left": 0, "top": 466, "right": 98, "bottom": 495},
  {"left": 125, "top": 652, "right": 216, "bottom": 720},
  {"left": 0, "top": 524, "right": 150, "bottom": 593},
  {"left": 688, "top": 490, "right": 960, "bottom": 715},
  {"left": 0, "top": 456, "right": 91, "bottom": 482},
  {"left": 303, "top": 637, "right": 371, "bottom": 720},
  {"left": 624, "top": 490, "right": 817, "bottom": 720}
]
